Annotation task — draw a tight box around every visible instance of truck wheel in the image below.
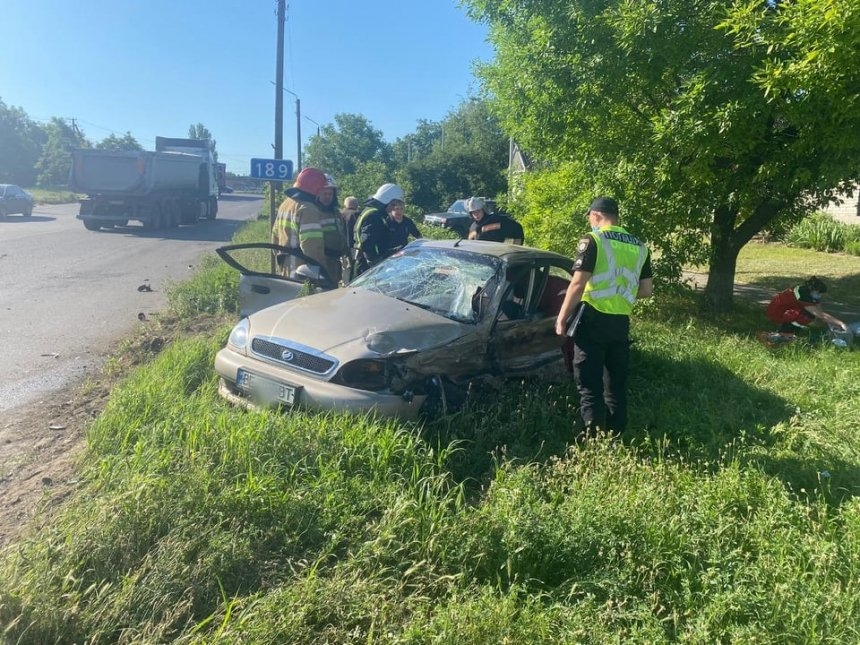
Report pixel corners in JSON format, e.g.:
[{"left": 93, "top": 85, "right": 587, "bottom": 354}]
[
  {"left": 143, "top": 204, "right": 162, "bottom": 230},
  {"left": 165, "top": 202, "right": 180, "bottom": 228},
  {"left": 207, "top": 197, "right": 218, "bottom": 220},
  {"left": 83, "top": 219, "right": 101, "bottom": 231}
]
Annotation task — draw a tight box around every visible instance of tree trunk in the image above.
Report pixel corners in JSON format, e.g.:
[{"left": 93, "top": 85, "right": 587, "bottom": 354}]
[
  {"left": 704, "top": 245, "right": 741, "bottom": 313},
  {"left": 703, "top": 204, "right": 741, "bottom": 313},
  {"left": 702, "top": 197, "right": 786, "bottom": 312}
]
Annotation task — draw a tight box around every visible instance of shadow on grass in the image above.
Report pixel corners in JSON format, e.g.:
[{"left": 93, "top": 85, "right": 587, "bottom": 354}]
[
  {"left": 421, "top": 347, "right": 790, "bottom": 478},
  {"left": 422, "top": 341, "right": 859, "bottom": 507},
  {"left": 738, "top": 273, "right": 860, "bottom": 319}
]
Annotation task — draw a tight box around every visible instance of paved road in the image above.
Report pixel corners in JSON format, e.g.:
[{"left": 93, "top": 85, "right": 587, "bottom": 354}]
[{"left": 0, "top": 194, "right": 263, "bottom": 412}]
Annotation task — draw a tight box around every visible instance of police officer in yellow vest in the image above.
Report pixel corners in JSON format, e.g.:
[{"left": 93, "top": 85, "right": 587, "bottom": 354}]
[{"left": 555, "top": 197, "right": 653, "bottom": 436}]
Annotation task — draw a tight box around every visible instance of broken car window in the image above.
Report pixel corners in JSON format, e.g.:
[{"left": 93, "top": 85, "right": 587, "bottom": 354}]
[{"left": 350, "top": 247, "right": 501, "bottom": 323}]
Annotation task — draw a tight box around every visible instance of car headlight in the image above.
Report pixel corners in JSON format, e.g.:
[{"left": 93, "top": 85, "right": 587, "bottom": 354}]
[
  {"left": 335, "top": 359, "right": 389, "bottom": 391},
  {"left": 228, "top": 318, "right": 250, "bottom": 350}
]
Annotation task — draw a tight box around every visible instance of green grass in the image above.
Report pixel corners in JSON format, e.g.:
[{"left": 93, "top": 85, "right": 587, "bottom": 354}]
[
  {"left": 26, "top": 187, "right": 82, "bottom": 204},
  {"left": 694, "top": 241, "right": 860, "bottom": 315},
  {"left": 2, "top": 226, "right": 860, "bottom": 643}
]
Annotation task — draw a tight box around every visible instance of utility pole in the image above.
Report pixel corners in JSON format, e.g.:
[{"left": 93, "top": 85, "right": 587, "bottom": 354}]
[
  {"left": 296, "top": 97, "right": 302, "bottom": 172},
  {"left": 271, "top": 0, "right": 286, "bottom": 270}
]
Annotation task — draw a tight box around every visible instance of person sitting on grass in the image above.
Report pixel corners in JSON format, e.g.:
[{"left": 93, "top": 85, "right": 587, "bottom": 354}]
[{"left": 765, "top": 276, "right": 849, "bottom": 336}]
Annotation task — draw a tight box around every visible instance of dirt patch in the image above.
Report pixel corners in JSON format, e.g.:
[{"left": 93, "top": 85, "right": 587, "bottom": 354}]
[
  {"left": 0, "top": 381, "right": 111, "bottom": 547},
  {"left": 0, "top": 314, "right": 229, "bottom": 549}
]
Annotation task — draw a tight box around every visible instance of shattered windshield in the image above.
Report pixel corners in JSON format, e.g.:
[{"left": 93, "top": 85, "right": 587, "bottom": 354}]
[{"left": 350, "top": 247, "right": 501, "bottom": 322}]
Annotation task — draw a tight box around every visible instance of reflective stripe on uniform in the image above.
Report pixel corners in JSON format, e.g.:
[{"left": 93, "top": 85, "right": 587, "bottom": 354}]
[
  {"left": 583, "top": 227, "right": 647, "bottom": 313},
  {"left": 588, "top": 234, "right": 647, "bottom": 304}
]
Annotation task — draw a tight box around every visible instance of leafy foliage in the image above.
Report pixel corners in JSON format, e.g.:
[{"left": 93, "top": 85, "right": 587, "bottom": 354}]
[
  {"left": 35, "top": 117, "right": 90, "bottom": 186},
  {"left": 0, "top": 97, "right": 45, "bottom": 185},
  {"left": 784, "top": 213, "right": 860, "bottom": 254},
  {"left": 303, "top": 101, "right": 509, "bottom": 214},
  {"left": 303, "top": 113, "right": 392, "bottom": 180},
  {"left": 398, "top": 99, "right": 510, "bottom": 212},
  {"left": 188, "top": 123, "right": 218, "bottom": 162},
  {"left": 95, "top": 131, "right": 143, "bottom": 152},
  {"left": 464, "top": 0, "right": 860, "bottom": 311}
]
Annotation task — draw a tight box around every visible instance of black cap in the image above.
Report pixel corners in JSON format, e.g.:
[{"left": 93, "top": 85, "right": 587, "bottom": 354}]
[
  {"left": 588, "top": 196, "right": 619, "bottom": 216},
  {"left": 807, "top": 276, "right": 827, "bottom": 293}
]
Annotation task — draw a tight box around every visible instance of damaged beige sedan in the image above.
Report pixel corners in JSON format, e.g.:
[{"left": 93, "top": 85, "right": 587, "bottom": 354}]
[{"left": 214, "top": 239, "right": 574, "bottom": 419}]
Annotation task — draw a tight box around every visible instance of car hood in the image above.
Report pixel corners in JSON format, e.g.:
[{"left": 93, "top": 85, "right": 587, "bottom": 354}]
[{"left": 247, "top": 287, "right": 469, "bottom": 357}]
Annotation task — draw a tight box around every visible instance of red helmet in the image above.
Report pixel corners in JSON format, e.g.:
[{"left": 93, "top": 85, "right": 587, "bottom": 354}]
[{"left": 292, "top": 167, "right": 327, "bottom": 197}]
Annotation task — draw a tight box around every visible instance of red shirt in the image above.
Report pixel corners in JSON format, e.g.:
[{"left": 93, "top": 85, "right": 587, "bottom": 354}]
[{"left": 766, "top": 285, "right": 819, "bottom": 326}]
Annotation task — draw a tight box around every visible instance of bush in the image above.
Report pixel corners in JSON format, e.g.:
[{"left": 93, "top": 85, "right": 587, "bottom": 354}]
[{"left": 785, "top": 213, "right": 860, "bottom": 253}]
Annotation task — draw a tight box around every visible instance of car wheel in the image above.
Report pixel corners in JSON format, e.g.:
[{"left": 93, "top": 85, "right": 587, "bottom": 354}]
[
  {"left": 0, "top": 206, "right": 6, "bottom": 218},
  {"left": 23, "top": 207, "right": 33, "bottom": 217},
  {"left": 418, "top": 376, "right": 469, "bottom": 421},
  {"left": 83, "top": 219, "right": 102, "bottom": 231}
]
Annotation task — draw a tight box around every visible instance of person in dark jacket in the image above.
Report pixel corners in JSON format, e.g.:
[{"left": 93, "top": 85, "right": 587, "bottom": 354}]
[
  {"left": 353, "top": 183, "right": 405, "bottom": 276},
  {"left": 386, "top": 199, "right": 422, "bottom": 252},
  {"left": 466, "top": 196, "right": 524, "bottom": 244}
]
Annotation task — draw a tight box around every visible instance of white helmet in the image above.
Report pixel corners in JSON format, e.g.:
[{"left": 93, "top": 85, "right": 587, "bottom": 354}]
[
  {"left": 372, "top": 183, "right": 404, "bottom": 205},
  {"left": 466, "top": 196, "right": 485, "bottom": 213},
  {"left": 324, "top": 173, "right": 337, "bottom": 189}
]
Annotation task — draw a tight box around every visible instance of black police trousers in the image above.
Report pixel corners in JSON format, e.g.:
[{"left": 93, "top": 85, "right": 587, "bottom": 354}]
[{"left": 571, "top": 306, "right": 631, "bottom": 433}]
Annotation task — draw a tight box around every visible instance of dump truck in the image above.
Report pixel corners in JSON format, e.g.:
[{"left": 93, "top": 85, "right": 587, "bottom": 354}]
[
  {"left": 70, "top": 138, "right": 219, "bottom": 232},
  {"left": 155, "top": 136, "right": 220, "bottom": 208}
]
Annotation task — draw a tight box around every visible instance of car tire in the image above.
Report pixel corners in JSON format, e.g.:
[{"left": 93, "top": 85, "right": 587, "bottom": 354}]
[
  {"left": 83, "top": 219, "right": 101, "bottom": 231},
  {"left": 418, "top": 376, "right": 469, "bottom": 421},
  {"left": 23, "top": 207, "right": 32, "bottom": 217}
]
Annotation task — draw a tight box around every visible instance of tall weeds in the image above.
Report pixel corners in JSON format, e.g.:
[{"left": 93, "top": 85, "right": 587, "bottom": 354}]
[{"left": 785, "top": 213, "right": 860, "bottom": 255}]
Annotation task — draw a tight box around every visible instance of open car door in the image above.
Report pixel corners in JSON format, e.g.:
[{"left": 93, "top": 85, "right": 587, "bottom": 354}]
[
  {"left": 216, "top": 243, "right": 338, "bottom": 317},
  {"left": 490, "top": 261, "right": 571, "bottom": 375}
]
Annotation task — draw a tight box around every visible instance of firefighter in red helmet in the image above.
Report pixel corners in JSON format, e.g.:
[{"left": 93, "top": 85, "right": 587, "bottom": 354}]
[{"left": 272, "top": 167, "right": 337, "bottom": 286}]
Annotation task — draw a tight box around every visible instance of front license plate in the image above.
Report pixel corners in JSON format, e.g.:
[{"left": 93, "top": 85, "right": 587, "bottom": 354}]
[{"left": 237, "top": 369, "right": 297, "bottom": 406}]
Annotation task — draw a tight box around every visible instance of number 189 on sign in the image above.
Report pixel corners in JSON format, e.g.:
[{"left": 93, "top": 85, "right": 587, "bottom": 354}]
[{"left": 250, "top": 158, "right": 293, "bottom": 181}]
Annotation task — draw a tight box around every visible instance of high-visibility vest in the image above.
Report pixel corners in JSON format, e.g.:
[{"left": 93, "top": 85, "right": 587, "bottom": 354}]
[{"left": 582, "top": 226, "right": 648, "bottom": 315}]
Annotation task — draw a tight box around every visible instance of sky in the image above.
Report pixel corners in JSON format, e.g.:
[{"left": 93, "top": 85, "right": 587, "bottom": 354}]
[{"left": 1, "top": 0, "right": 494, "bottom": 176}]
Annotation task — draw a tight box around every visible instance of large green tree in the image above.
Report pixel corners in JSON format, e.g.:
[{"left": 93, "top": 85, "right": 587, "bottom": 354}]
[
  {"left": 96, "top": 131, "right": 143, "bottom": 152},
  {"left": 391, "top": 119, "right": 443, "bottom": 167},
  {"left": 188, "top": 123, "right": 218, "bottom": 161},
  {"left": 303, "top": 113, "right": 392, "bottom": 180},
  {"left": 35, "top": 118, "right": 90, "bottom": 187},
  {"left": 0, "top": 98, "right": 45, "bottom": 185},
  {"left": 466, "top": 0, "right": 860, "bottom": 311},
  {"left": 394, "top": 99, "right": 510, "bottom": 212}
]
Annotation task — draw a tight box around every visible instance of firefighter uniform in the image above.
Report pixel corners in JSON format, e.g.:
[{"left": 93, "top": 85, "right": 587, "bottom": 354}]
[
  {"left": 571, "top": 225, "right": 651, "bottom": 434},
  {"left": 272, "top": 192, "right": 332, "bottom": 284},
  {"left": 353, "top": 204, "right": 390, "bottom": 276}
]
